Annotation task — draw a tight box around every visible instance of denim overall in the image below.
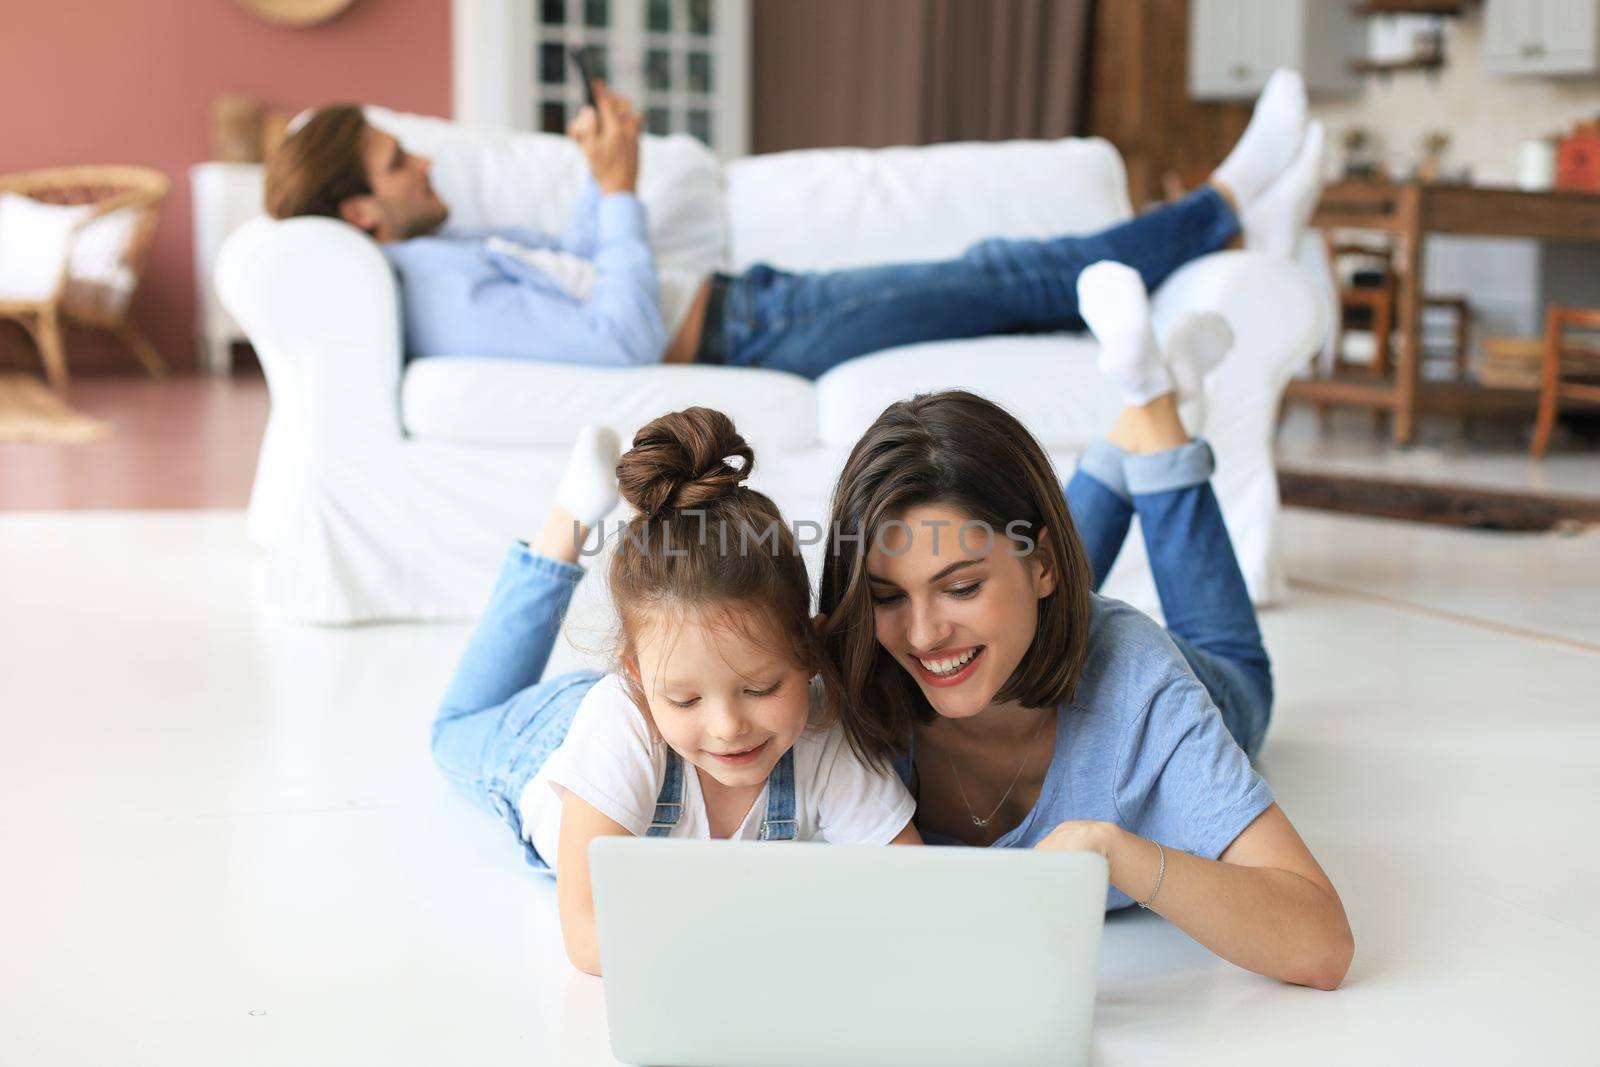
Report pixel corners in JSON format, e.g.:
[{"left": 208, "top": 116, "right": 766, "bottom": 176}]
[{"left": 646, "top": 748, "right": 798, "bottom": 841}]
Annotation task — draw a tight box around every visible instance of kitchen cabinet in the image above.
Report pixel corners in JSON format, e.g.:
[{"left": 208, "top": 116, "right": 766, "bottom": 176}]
[
  {"left": 1484, "top": 0, "right": 1600, "bottom": 76},
  {"left": 1189, "top": 0, "right": 1364, "bottom": 100}
]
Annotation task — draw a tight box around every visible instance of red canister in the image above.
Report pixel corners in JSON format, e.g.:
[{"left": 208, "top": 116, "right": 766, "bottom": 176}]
[{"left": 1557, "top": 123, "right": 1600, "bottom": 192}]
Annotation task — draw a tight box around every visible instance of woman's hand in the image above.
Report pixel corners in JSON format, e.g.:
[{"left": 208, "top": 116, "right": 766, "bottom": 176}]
[
  {"left": 1036, "top": 820, "right": 1164, "bottom": 910},
  {"left": 567, "top": 80, "right": 644, "bottom": 196},
  {"left": 1038, "top": 809, "right": 1353, "bottom": 990},
  {"left": 1033, "top": 819, "right": 1120, "bottom": 858}
]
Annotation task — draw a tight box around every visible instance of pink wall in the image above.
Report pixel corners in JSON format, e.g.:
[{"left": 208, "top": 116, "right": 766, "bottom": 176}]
[{"left": 1, "top": 0, "right": 451, "bottom": 375}]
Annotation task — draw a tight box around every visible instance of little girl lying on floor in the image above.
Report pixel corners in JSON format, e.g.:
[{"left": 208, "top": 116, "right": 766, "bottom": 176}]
[{"left": 431, "top": 407, "right": 920, "bottom": 975}]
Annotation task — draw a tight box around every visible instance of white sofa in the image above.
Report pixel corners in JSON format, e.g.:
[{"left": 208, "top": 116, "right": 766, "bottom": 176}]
[{"left": 219, "top": 110, "right": 1325, "bottom": 629}]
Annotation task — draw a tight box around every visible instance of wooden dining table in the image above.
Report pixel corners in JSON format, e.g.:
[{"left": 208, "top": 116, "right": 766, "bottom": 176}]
[{"left": 1285, "top": 180, "right": 1600, "bottom": 445}]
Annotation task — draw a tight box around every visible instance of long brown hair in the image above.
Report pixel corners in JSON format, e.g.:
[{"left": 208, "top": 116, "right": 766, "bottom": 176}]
[
  {"left": 609, "top": 408, "right": 848, "bottom": 747},
  {"left": 817, "top": 390, "right": 1094, "bottom": 763},
  {"left": 264, "top": 103, "right": 371, "bottom": 221}
]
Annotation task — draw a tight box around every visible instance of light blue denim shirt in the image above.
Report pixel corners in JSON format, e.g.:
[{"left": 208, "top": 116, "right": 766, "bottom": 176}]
[{"left": 382, "top": 177, "right": 667, "bottom": 367}]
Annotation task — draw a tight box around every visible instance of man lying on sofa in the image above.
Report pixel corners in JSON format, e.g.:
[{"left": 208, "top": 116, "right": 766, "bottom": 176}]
[{"left": 264, "top": 75, "right": 1322, "bottom": 381}]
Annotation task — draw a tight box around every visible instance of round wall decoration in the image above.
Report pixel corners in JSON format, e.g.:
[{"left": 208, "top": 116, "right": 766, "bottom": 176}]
[{"left": 237, "top": 0, "right": 358, "bottom": 28}]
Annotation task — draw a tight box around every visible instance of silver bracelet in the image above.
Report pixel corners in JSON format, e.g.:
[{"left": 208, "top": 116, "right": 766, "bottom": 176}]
[{"left": 1137, "top": 841, "right": 1166, "bottom": 909}]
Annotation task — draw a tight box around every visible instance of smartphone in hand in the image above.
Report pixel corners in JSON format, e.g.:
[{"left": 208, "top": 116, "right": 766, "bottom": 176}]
[{"left": 568, "top": 48, "right": 601, "bottom": 125}]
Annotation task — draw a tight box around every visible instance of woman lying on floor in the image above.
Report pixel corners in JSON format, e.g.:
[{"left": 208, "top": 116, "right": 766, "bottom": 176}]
[
  {"left": 430, "top": 259, "right": 1353, "bottom": 987},
  {"left": 816, "top": 262, "right": 1353, "bottom": 990}
]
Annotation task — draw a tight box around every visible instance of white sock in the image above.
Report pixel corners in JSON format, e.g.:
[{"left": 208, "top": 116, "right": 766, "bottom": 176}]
[
  {"left": 1163, "top": 311, "right": 1234, "bottom": 402},
  {"left": 555, "top": 424, "right": 621, "bottom": 527},
  {"left": 1211, "top": 69, "right": 1307, "bottom": 205},
  {"left": 1077, "top": 261, "right": 1173, "bottom": 406},
  {"left": 1244, "top": 121, "right": 1327, "bottom": 258}
]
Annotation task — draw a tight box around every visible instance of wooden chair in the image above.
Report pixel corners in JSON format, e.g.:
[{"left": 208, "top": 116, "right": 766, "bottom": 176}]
[
  {"left": 1531, "top": 305, "right": 1600, "bottom": 458},
  {"left": 1326, "top": 240, "right": 1397, "bottom": 381},
  {"left": 0, "top": 165, "right": 169, "bottom": 392},
  {"left": 1325, "top": 241, "right": 1471, "bottom": 379},
  {"left": 1316, "top": 235, "right": 1470, "bottom": 429}
]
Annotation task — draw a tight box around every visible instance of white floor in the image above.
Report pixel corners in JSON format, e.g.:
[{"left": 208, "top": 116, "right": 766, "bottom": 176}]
[
  {"left": 1276, "top": 405, "right": 1600, "bottom": 498},
  {"left": 2, "top": 509, "right": 1597, "bottom": 1066}
]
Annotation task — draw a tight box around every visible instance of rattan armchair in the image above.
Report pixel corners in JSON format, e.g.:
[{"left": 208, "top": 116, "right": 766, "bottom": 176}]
[{"left": 0, "top": 165, "right": 169, "bottom": 392}]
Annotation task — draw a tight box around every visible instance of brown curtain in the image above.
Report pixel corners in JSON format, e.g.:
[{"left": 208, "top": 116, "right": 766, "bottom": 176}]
[{"left": 751, "top": 0, "right": 1092, "bottom": 154}]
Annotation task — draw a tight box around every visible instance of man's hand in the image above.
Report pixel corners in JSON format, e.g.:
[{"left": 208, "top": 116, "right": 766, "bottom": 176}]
[{"left": 567, "top": 80, "right": 644, "bottom": 196}]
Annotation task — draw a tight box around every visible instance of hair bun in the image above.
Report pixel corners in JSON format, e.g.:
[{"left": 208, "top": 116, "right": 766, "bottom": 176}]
[{"left": 617, "top": 407, "right": 755, "bottom": 518}]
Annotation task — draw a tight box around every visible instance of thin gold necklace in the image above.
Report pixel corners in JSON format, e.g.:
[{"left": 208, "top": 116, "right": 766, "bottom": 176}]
[{"left": 944, "top": 710, "right": 1054, "bottom": 828}]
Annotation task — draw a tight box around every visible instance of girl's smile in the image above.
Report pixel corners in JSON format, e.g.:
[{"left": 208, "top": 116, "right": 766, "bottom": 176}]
[{"left": 707, "top": 738, "right": 771, "bottom": 765}]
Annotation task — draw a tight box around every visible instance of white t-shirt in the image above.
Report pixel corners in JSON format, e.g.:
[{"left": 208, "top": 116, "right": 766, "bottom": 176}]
[
  {"left": 519, "top": 673, "right": 916, "bottom": 872},
  {"left": 483, "top": 238, "right": 703, "bottom": 344}
]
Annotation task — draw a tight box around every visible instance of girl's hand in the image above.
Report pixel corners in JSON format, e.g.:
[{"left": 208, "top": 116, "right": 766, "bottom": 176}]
[{"left": 556, "top": 791, "right": 633, "bottom": 976}]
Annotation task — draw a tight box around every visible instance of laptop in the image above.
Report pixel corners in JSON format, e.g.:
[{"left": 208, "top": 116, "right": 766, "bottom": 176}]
[{"left": 589, "top": 839, "right": 1107, "bottom": 1067}]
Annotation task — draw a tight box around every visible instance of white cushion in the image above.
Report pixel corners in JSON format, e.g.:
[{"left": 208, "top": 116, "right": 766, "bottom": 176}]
[
  {"left": 365, "top": 107, "right": 727, "bottom": 277},
  {"left": 0, "top": 193, "right": 91, "bottom": 302},
  {"left": 813, "top": 334, "right": 1122, "bottom": 451},
  {"left": 65, "top": 208, "right": 142, "bottom": 314},
  {"left": 724, "top": 137, "right": 1133, "bottom": 272},
  {"left": 400, "top": 358, "right": 818, "bottom": 453},
  {"left": 68, "top": 207, "right": 138, "bottom": 276}
]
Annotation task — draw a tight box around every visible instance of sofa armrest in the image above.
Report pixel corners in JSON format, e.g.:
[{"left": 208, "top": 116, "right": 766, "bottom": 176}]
[
  {"left": 1150, "top": 249, "right": 1326, "bottom": 421},
  {"left": 217, "top": 216, "right": 405, "bottom": 445},
  {"left": 1150, "top": 249, "right": 1328, "bottom": 604}
]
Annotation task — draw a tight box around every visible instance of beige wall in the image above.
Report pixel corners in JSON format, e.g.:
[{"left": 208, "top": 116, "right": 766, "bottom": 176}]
[{"left": 1309, "top": 7, "right": 1600, "bottom": 186}]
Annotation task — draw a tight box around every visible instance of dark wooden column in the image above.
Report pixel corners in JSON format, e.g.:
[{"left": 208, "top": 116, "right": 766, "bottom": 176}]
[{"left": 1085, "top": 0, "right": 1250, "bottom": 209}]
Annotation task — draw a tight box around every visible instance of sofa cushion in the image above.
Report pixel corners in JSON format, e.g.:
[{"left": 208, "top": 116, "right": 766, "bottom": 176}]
[
  {"left": 401, "top": 358, "right": 818, "bottom": 452},
  {"left": 724, "top": 137, "right": 1133, "bottom": 272},
  {"left": 813, "top": 334, "right": 1122, "bottom": 451}
]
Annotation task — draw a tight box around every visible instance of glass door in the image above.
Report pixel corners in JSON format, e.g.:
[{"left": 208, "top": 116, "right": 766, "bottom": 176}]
[{"left": 526, "top": 0, "right": 749, "bottom": 157}]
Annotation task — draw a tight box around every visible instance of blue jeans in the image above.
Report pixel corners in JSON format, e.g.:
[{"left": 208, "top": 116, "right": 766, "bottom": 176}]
[
  {"left": 432, "top": 546, "right": 604, "bottom": 868},
  {"left": 1068, "top": 439, "right": 1273, "bottom": 758},
  {"left": 720, "top": 186, "right": 1239, "bottom": 380}
]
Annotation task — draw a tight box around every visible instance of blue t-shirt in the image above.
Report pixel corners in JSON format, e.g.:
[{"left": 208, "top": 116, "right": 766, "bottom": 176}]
[{"left": 898, "top": 593, "right": 1275, "bottom": 911}]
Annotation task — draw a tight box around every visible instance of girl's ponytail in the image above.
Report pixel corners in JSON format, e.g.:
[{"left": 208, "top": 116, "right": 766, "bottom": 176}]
[{"left": 616, "top": 407, "right": 753, "bottom": 519}]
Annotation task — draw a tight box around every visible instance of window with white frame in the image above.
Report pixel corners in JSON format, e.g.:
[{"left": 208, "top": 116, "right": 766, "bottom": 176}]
[{"left": 520, "top": 0, "right": 749, "bottom": 157}]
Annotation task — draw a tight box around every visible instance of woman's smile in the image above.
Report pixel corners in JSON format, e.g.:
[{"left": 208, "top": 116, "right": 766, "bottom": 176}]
[{"left": 910, "top": 644, "right": 986, "bottom": 687}]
